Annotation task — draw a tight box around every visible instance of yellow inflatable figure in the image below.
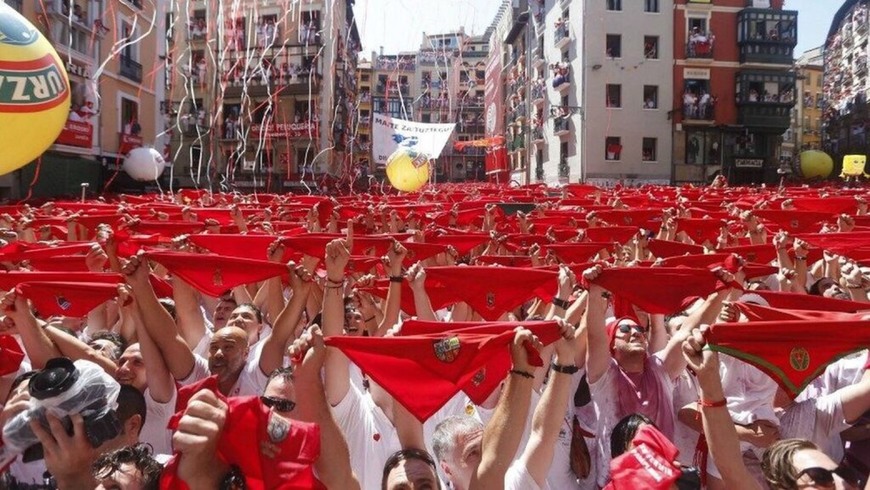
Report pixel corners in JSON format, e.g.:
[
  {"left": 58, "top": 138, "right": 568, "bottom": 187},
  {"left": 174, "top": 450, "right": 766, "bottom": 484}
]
[
  {"left": 841, "top": 155, "right": 869, "bottom": 180},
  {"left": 386, "top": 148, "right": 430, "bottom": 192},
  {"left": 0, "top": 3, "right": 70, "bottom": 175},
  {"left": 799, "top": 150, "right": 833, "bottom": 179}
]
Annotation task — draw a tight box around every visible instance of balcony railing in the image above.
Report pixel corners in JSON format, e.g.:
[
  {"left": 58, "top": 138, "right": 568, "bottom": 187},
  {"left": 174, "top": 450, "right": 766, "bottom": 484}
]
[
  {"left": 683, "top": 104, "right": 715, "bottom": 122},
  {"left": 739, "top": 43, "right": 795, "bottom": 65},
  {"left": 686, "top": 39, "right": 714, "bottom": 59},
  {"left": 737, "top": 105, "right": 792, "bottom": 129},
  {"left": 119, "top": 55, "right": 142, "bottom": 82},
  {"left": 553, "top": 117, "right": 570, "bottom": 134},
  {"left": 554, "top": 23, "right": 569, "bottom": 46}
]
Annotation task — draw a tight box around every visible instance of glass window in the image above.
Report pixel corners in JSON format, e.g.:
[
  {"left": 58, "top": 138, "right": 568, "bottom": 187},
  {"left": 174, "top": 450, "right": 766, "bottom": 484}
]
[
  {"left": 607, "top": 0, "right": 622, "bottom": 11},
  {"left": 643, "top": 138, "right": 657, "bottom": 162},
  {"left": 121, "top": 98, "right": 139, "bottom": 134},
  {"left": 644, "top": 0, "right": 659, "bottom": 13},
  {"left": 605, "top": 137, "right": 622, "bottom": 161},
  {"left": 644, "top": 85, "right": 658, "bottom": 109},
  {"left": 606, "top": 34, "right": 622, "bottom": 58},
  {"left": 607, "top": 84, "right": 622, "bottom": 108},
  {"left": 644, "top": 36, "right": 659, "bottom": 59}
]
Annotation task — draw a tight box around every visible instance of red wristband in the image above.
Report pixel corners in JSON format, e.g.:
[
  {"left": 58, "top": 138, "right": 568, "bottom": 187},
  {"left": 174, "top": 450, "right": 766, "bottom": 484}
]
[{"left": 698, "top": 398, "right": 727, "bottom": 408}]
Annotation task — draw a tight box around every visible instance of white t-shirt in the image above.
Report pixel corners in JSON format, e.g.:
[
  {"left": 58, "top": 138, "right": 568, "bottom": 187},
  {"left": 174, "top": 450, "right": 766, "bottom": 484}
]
[
  {"left": 796, "top": 350, "right": 868, "bottom": 402},
  {"left": 506, "top": 461, "right": 551, "bottom": 490},
  {"left": 719, "top": 354, "right": 779, "bottom": 427},
  {"left": 141, "top": 387, "right": 177, "bottom": 457},
  {"left": 589, "top": 356, "right": 675, "bottom": 487},
  {"left": 330, "top": 383, "right": 401, "bottom": 490},
  {"left": 779, "top": 391, "right": 851, "bottom": 462}
]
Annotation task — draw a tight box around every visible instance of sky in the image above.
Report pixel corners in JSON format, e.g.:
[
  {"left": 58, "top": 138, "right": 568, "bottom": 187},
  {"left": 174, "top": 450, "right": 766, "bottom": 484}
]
[{"left": 353, "top": 0, "right": 842, "bottom": 59}]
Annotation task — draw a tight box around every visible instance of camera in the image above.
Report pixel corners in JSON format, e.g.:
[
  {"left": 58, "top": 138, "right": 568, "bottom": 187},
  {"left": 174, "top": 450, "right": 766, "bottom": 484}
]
[
  {"left": 676, "top": 465, "right": 702, "bottom": 490},
  {"left": 1, "top": 358, "right": 122, "bottom": 463}
]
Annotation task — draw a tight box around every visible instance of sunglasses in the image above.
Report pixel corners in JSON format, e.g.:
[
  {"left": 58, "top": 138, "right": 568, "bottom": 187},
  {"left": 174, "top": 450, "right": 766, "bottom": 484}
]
[
  {"left": 260, "top": 396, "right": 296, "bottom": 413},
  {"left": 796, "top": 465, "right": 864, "bottom": 488},
  {"left": 617, "top": 323, "right": 649, "bottom": 335}
]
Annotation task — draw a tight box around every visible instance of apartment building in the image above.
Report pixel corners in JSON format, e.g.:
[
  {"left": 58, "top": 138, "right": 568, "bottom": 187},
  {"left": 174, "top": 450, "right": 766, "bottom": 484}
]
[
  {"left": 673, "top": 0, "right": 797, "bottom": 185},
  {"left": 824, "top": 0, "right": 870, "bottom": 169},
  {"left": 782, "top": 47, "right": 823, "bottom": 164},
  {"left": 5, "top": 0, "right": 160, "bottom": 197},
  {"left": 166, "top": 0, "right": 360, "bottom": 192}
]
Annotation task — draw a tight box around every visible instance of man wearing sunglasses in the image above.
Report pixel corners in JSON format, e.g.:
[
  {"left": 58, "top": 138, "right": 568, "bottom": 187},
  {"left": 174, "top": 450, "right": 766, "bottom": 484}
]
[{"left": 582, "top": 264, "right": 734, "bottom": 487}]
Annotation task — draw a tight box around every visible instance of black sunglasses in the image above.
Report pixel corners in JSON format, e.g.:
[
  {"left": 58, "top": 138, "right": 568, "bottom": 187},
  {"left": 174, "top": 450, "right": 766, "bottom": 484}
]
[
  {"left": 260, "top": 396, "right": 296, "bottom": 413},
  {"left": 617, "top": 323, "right": 649, "bottom": 335},
  {"left": 796, "top": 465, "right": 864, "bottom": 488}
]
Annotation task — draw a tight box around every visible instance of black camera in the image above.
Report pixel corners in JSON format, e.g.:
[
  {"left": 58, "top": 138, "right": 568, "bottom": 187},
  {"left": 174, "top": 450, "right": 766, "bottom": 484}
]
[
  {"left": 676, "top": 465, "right": 702, "bottom": 490},
  {"left": 2, "top": 358, "right": 122, "bottom": 462}
]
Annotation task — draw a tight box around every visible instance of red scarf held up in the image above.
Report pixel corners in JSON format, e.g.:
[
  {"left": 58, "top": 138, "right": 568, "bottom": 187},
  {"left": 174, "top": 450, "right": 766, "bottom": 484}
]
[
  {"left": 584, "top": 267, "right": 725, "bottom": 315},
  {"left": 162, "top": 376, "right": 324, "bottom": 490},
  {"left": 325, "top": 321, "right": 560, "bottom": 421},
  {"left": 145, "top": 251, "right": 289, "bottom": 297},
  {"left": 752, "top": 290, "right": 869, "bottom": 313},
  {"left": 16, "top": 281, "right": 120, "bottom": 318},
  {"left": 732, "top": 302, "right": 870, "bottom": 322},
  {"left": 706, "top": 319, "right": 870, "bottom": 398},
  {"left": 645, "top": 239, "right": 704, "bottom": 259}
]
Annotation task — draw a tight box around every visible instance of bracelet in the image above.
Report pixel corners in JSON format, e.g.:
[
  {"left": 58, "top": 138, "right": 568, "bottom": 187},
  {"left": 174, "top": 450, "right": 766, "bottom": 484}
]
[
  {"left": 326, "top": 277, "right": 344, "bottom": 284},
  {"left": 324, "top": 283, "right": 344, "bottom": 289},
  {"left": 552, "top": 297, "right": 571, "bottom": 310},
  {"left": 550, "top": 362, "right": 579, "bottom": 375},
  {"left": 364, "top": 315, "right": 375, "bottom": 322},
  {"left": 794, "top": 256, "right": 807, "bottom": 261},
  {"left": 509, "top": 369, "right": 534, "bottom": 379},
  {"left": 698, "top": 398, "right": 727, "bottom": 408},
  {"left": 388, "top": 275, "right": 404, "bottom": 283}
]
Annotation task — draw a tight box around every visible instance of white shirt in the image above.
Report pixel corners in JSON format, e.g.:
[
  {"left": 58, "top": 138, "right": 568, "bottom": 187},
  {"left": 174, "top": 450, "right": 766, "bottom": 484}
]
[
  {"left": 331, "top": 383, "right": 401, "bottom": 490},
  {"left": 779, "top": 392, "right": 851, "bottom": 462},
  {"left": 506, "top": 461, "right": 550, "bottom": 490},
  {"left": 179, "top": 341, "right": 269, "bottom": 397},
  {"left": 719, "top": 354, "right": 779, "bottom": 427},
  {"left": 141, "top": 387, "right": 177, "bottom": 456}
]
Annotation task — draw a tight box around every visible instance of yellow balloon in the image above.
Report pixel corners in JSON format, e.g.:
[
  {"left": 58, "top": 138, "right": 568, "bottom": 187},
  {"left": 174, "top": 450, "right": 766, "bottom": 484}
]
[
  {"left": 841, "top": 155, "right": 869, "bottom": 178},
  {"left": 386, "top": 148, "right": 431, "bottom": 192},
  {"left": 0, "top": 3, "right": 70, "bottom": 175},
  {"left": 799, "top": 150, "right": 833, "bottom": 179}
]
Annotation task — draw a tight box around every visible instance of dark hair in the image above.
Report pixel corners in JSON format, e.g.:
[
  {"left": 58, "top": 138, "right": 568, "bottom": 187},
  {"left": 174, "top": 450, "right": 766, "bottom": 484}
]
[
  {"left": 381, "top": 448, "right": 441, "bottom": 490},
  {"left": 808, "top": 277, "right": 832, "bottom": 296},
  {"left": 761, "top": 439, "right": 819, "bottom": 489},
  {"left": 92, "top": 443, "right": 161, "bottom": 490},
  {"left": 610, "top": 413, "right": 655, "bottom": 458},
  {"left": 267, "top": 366, "right": 295, "bottom": 385},
  {"left": 117, "top": 385, "right": 147, "bottom": 435},
  {"left": 235, "top": 303, "right": 263, "bottom": 324},
  {"left": 158, "top": 298, "right": 177, "bottom": 321},
  {"left": 89, "top": 331, "right": 127, "bottom": 361}
]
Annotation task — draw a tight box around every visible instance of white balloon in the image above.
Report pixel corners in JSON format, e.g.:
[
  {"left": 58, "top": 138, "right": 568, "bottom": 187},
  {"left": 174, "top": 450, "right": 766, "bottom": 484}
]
[{"left": 123, "top": 147, "right": 167, "bottom": 181}]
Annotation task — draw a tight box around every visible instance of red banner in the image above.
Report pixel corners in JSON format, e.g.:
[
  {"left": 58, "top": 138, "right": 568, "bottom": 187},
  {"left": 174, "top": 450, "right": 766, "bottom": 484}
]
[
  {"left": 56, "top": 120, "right": 93, "bottom": 148},
  {"left": 119, "top": 133, "right": 143, "bottom": 155},
  {"left": 484, "top": 48, "right": 507, "bottom": 181},
  {"left": 249, "top": 122, "right": 318, "bottom": 139}
]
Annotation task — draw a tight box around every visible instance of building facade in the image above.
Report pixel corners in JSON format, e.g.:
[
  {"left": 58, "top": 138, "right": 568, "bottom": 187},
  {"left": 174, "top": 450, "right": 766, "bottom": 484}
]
[
  {"left": 166, "top": 0, "right": 360, "bottom": 193},
  {"left": 5, "top": 0, "right": 161, "bottom": 197},
  {"left": 672, "top": 0, "right": 797, "bottom": 185},
  {"left": 823, "top": 0, "right": 870, "bottom": 169},
  {"left": 782, "top": 47, "right": 823, "bottom": 163},
  {"left": 492, "top": 0, "right": 673, "bottom": 186}
]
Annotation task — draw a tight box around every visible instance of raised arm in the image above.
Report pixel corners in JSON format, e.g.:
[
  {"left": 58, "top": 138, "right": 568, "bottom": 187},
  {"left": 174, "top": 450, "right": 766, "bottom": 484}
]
[
  {"left": 470, "top": 328, "right": 542, "bottom": 490},
  {"left": 375, "top": 241, "right": 408, "bottom": 336},
  {"left": 519, "top": 319, "right": 579, "bottom": 485},
  {"left": 122, "top": 253, "right": 195, "bottom": 380},
  {"left": 172, "top": 273, "right": 207, "bottom": 350},
  {"left": 683, "top": 329, "right": 763, "bottom": 490},
  {"left": 1, "top": 290, "right": 60, "bottom": 369},
  {"left": 406, "top": 262, "right": 437, "bottom": 321},
  {"left": 289, "top": 326, "right": 360, "bottom": 490},
  {"left": 582, "top": 265, "right": 611, "bottom": 384},
  {"left": 258, "top": 263, "right": 313, "bottom": 375},
  {"left": 323, "top": 238, "right": 352, "bottom": 407}
]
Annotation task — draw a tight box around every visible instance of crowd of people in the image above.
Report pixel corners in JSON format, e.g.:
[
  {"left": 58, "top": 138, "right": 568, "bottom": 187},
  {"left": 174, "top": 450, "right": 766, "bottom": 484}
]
[{"left": 0, "top": 180, "right": 866, "bottom": 489}]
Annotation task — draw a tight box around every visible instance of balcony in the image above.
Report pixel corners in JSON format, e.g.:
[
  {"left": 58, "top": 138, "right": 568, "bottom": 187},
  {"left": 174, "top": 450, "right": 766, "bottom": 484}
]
[
  {"left": 683, "top": 104, "right": 716, "bottom": 124},
  {"left": 532, "top": 126, "right": 544, "bottom": 144},
  {"left": 554, "top": 23, "right": 570, "bottom": 49},
  {"left": 553, "top": 117, "right": 570, "bottom": 136},
  {"left": 187, "top": 20, "right": 207, "bottom": 42},
  {"left": 737, "top": 104, "right": 792, "bottom": 129},
  {"left": 552, "top": 66, "right": 571, "bottom": 92},
  {"left": 686, "top": 38, "right": 714, "bottom": 59},
  {"left": 221, "top": 46, "right": 321, "bottom": 98},
  {"left": 508, "top": 136, "right": 525, "bottom": 153},
  {"left": 737, "top": 9, "right": 798, "bottom": 65},
  {"left": 178, "top": 113, "right": 210, "bottom": 136},
  {"left": 119, "top": 55, "right": 142, "bottom": 82}
]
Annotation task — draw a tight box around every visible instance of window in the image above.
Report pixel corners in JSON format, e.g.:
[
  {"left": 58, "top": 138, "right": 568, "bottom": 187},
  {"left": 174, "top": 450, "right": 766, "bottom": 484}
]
[
  {"left": 606, "top": 0, "right": 622, "bottom": 11},
  {"left": 606, "top": 34, "right": 622, "bottom": 58},
  {"left": 644, "top": 0, "right": 659, "bottom": 13},
  {"left": 559, "top": 142, "right": 569, "bottom": 178},
  {"left": 421, "top": 113, "right": 431, "bottom": 123},
  {"left": 643, "top": 138, "right": 657, "bottom": 162},
  {"left": 606, "top": 84, "right": 622, "bottom": 108},
  {"left": 644, "top": 36, "right": 659, "bottom": 59},
  {"left": 643, "top": 85, "right": 658, "bottom": 109},
  {"left": 121, "top": 98, "right": 139, "bottom": 134},
  {"left": 605, "top": 137, "right": 622, "bottom": 161},
  {"left": 683, "top": 79, "right": 712, "bottom": 119}
]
